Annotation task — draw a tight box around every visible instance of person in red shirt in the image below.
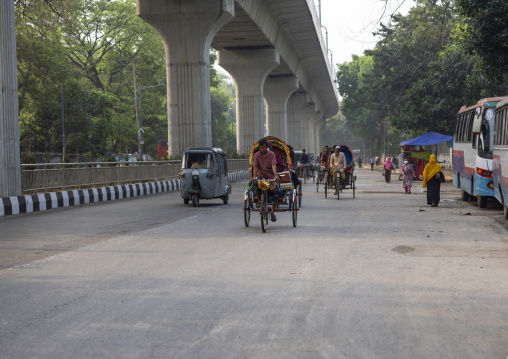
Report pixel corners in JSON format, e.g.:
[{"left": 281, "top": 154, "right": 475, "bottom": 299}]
[
  {"left": 320, "top": 145, "right": 331, "bottom": 167},
  {"left": 252, "top": 138, "right": 280, "bottom": 221}
]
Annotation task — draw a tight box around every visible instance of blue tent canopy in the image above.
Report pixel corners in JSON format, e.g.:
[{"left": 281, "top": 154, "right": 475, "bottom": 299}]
[{"left": 400, "top": 132, "right": 454, "bottom": 147}]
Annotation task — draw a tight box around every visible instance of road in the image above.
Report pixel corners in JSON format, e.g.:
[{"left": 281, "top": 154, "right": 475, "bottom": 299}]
[{"left": 0, "top": 168, "right": 507, "bottom": 358}]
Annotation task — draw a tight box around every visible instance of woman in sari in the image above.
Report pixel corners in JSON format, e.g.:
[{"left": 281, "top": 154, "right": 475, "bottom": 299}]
[
  {"left": 383, "top": 157, "right": 394, "bottom": 183},
  {"left": 423, "top": 154, "right": 443, "bottom": 207},
  {"left": 401, "top": 159, "right": 414, "bottom": 194}
]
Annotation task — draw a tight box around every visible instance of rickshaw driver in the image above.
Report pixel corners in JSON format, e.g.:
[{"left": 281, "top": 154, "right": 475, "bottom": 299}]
[
  {"left": 330, "top": 145, "right": 346, "bottom": 195},
  {"left": 252, "top": 138, "right": 280, "bottom": 222}
]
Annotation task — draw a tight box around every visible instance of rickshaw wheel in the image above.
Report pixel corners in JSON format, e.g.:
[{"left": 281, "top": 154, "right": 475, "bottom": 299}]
[
  {"left": 192, "top": 193, "right": 198, "bottom": 207},
  {"left": 337, "top": 184, "right": 340, "bottom": 200},
  {"left": 223, "top": 195, "right": 229, "bottom": 205},
  {"left": 260, "top": 193, "right": 268, "bottom": 233},
  {"left": 324, "top": 181, "right": 327, "bottom": 198},
  {"left": 183, "top": 197, "right": 189, "bottom": 205},
  {"left": 297, "top": 183, "right": 302, "bottom": 208},
  {"left": 352, "top": 175, "right": 356, "bottom": 199},
  {"left": 292, "top": 194, "right": 297, "bottom": 227},
  {"left": 244, "top": 199, "right": 250, "bottom": 227}
]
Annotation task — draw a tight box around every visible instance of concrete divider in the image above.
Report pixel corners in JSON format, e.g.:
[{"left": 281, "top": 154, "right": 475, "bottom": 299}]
[{"left": 0, "top": 171, "right": 250, "bottom": 217}]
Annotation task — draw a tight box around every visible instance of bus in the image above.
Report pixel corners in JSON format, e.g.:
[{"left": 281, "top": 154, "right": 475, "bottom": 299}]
[
  {"left": 453, "top": 97, "right": 507, "bottom": 208},
  {"left": 493, "top": 98, "right": 508, "bottom": 219}
]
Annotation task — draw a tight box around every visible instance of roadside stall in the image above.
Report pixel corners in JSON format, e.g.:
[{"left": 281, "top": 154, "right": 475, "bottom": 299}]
[{"left": 400, "top": 132, "right": 454, "bottom": 180}]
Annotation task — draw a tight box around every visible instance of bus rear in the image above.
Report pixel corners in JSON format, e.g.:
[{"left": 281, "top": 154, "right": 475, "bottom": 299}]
[{"left": 453, "top": 98, "right": 504, "bottom": 207}]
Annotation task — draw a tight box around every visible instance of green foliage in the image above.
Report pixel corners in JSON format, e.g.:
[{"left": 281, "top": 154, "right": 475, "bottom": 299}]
[
  {"left": 455, "top": 0, "right": 508, "bottom": 83},
  {"left": 337, "top": 0, "right": 508, "bottom": 150},
  {"left": 15, "top": 0, "right": 237, "bottom": 161}
]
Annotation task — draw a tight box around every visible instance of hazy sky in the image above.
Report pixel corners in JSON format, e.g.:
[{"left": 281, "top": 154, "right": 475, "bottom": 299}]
[{"left": 318, "top": 0, "right": 414, "bottom": 65}]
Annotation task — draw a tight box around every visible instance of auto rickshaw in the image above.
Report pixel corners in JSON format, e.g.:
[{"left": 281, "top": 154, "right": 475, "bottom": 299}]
[{"left": 180, "top": 148, "right": 231, "bottom": 207}]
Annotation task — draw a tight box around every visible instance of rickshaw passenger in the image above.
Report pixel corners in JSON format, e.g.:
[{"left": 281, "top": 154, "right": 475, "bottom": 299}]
[
  {"left": 253, "top": 139, "right": 280, "bottom": 222},
  {"left": 330, "top": 145, "right": 346, "bottom": 195},
  {"left": 267, "top": 142, "right": 286, "bottom": 171}
]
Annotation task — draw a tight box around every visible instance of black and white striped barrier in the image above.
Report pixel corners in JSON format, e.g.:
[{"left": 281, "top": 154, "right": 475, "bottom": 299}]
[{"left": 0, "top": 171, "right": 249, "bottom": 217}]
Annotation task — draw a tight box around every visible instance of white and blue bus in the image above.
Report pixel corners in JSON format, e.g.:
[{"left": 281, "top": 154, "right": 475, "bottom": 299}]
[
  {"left": 493, "top": 98, "right": 508, "bottom": 219},
  {"left": 453, "top": 97, "right": 507, "bottom": 207}
]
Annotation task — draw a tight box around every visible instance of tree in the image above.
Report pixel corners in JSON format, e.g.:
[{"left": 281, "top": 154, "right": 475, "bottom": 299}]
[{"left": 455, "top": 0, "right": 508, "bottom": 82}]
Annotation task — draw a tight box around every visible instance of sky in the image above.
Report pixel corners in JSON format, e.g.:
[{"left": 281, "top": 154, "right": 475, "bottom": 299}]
[{"left": 318, "top": 0, "right": 414, "bottom": 66}]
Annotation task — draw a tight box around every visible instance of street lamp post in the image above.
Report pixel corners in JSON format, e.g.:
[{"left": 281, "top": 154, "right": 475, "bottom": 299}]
[
  {"left": 136, "top": 83, "right": 165, "bottom": 159},
  {"left": 321, "top": 25, "right": 328, "bottom": 53}
]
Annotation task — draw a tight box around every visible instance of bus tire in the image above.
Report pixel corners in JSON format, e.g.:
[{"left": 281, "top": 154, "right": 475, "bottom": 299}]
[{"left": 477, "top": 195, "right": 488, "bottom": 208}]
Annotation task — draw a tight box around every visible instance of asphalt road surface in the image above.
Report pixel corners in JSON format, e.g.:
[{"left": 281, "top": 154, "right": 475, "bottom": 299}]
[{"left": 1, "top": 168, "right": 507, "bottom": 359}]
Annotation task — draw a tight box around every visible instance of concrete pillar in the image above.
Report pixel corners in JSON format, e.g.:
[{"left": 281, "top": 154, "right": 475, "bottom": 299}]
[
  {"left": 137, "top": 0, "right": 234, "bottom": 155},
  {"left": 308, "top": 112, "right": 322, "bottom": 156},
  {"left": 299, "top": 103, "right": 317, "bottom": 151},
  {"left": 315, "top": 119, "right": 327, "bottom": 155},
  {"left": 264, "top": 76, "right": 298, "bottom": 141},
  {"left": 0, "top": 0, "right": 21, "bottom": 197},
  {"left": 217, "top": 48, "right": 279, "bottom": 154},
  {"left": 287, "top": 92, "right": 307, "bottom": 149}
]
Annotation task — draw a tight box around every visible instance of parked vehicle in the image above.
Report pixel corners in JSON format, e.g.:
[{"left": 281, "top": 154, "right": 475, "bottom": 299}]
[
  {"left": 493, "top": 98, "right": 508, "bottom": 219},
  {"left": 179, "top": 148, "right": 231, "bottom": 207},
  {"left": 453, "top": 97, "right": 507, "bottom": 207}
]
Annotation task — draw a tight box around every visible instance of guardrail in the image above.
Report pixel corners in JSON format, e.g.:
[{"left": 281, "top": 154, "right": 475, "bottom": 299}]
[{"left": 21, "top": 159, "right": 249, "bottom": 194}]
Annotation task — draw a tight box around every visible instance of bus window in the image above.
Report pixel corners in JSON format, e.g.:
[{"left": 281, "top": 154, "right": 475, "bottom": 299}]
[
  {"left": 478, "top": 108, "right": 495, "bottom": 158},
  {"left": 466, "top": 112, "right": 474, "bottom": 141}
]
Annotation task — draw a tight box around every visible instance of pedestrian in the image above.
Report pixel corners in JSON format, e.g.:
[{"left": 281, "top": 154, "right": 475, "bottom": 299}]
[
  {"left": 392, "top": 157, "right": 399, "bottom": 169},
  {"left": 375, "top": 156, "right": 380, "bottom": 166},
  {"left": 423, "top": 154, "right": 443, "bottom": 207},
  {"left": 358, "top": 157, "right": 362, "bottom": 168},
  {"left": 383, "top": 157, "right": 395, "bottom": 183},
  {"left": 401, "top": 159, "right": 414, "bottom": 194},
  {"left": 370, "top": 157, "right": 375, "bottom": 171}
]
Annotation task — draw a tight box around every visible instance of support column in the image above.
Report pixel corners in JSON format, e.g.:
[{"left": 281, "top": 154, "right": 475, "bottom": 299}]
[
  {"left": 308, "top": 112, "right": 322, "bottom": 156},
  {"left": 264, "top": 76, "right": 298, "bottom": 141},
  {"left": 137, "top": 0, "right": 234, "bottom": 155},
  {"left": 300, "top": 102, "right": 317, "bottom": 151},
  {"left": 287, "top": 92, "right": 307, "bottom": 149},
  {"left": 315, "top": 119, "right": 327, "bottom": 155},
  {"left": 218, "top": 48, "right": 279, "bottom": 154},
  {"left": 0, "top": 0, "right": 21, "bottom": 197}
]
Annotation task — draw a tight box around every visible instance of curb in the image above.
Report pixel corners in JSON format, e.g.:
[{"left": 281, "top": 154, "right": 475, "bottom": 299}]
[{"left": 1, "top": 171, "right": 250, "bottom": 217}]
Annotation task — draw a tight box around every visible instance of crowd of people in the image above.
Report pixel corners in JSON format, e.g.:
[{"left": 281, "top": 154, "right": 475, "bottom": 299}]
[{"left": 251, "top": 139, "right": 444, "bottom": 213}]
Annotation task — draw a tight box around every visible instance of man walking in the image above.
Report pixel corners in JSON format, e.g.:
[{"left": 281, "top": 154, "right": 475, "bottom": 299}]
[{"left": 370, "top": 157, "right": 375, "bottom": 171}]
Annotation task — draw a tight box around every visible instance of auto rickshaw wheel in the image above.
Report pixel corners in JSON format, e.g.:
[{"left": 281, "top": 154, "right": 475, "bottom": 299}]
[
  {"left": 183, "top": 197, "right": 189, "bottom": 204},
  {"left": 192, "top": 193, "right": 199, "bottom": 207}
]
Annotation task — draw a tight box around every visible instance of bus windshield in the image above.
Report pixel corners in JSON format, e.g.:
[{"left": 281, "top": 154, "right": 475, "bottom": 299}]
[{"left": 478, "top": 108, "right": 495, "bottom": 159}]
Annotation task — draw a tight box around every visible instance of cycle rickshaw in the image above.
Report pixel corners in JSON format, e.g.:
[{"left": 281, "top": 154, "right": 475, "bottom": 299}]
[
  {"left": 317, "top": 145, "right": 356, "bottom": 200},
  {"left": 243, "top": 137, "right": 299, "bottom": 233}
]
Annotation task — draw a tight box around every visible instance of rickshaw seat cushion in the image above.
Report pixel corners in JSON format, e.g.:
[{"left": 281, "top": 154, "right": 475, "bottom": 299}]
[
  {"left": 277, "top": 171, "right": 291, "bottom": 183},
  {"left": 279, "top": 182, "right": 293, "bottom": 190}
]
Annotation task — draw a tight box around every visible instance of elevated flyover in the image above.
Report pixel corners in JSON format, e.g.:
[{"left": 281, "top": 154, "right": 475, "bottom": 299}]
[
  {"left": 0, "top": 0, "right": 338, "bottom": 197},
  {"left": 137, "top": 0, "right": 338, "bottom": 154}
]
